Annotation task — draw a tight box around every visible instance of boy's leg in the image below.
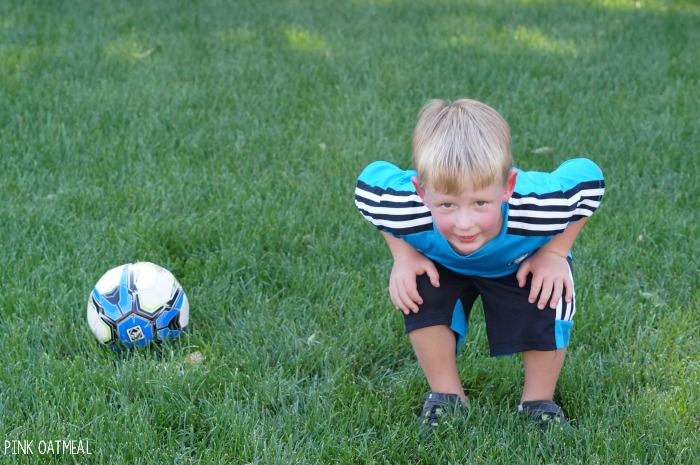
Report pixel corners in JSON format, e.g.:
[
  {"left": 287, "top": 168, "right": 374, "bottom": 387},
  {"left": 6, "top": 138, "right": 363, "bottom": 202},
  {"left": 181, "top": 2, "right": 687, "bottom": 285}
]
[
  {"left": 521, "top": 348, "right": 566, "bottom": 403},
  {"left": 473, "top": 262, "right": 575, "bottom": 426},
  {"left": 409, "top": 325, "right": 466, "bottom": 401}
]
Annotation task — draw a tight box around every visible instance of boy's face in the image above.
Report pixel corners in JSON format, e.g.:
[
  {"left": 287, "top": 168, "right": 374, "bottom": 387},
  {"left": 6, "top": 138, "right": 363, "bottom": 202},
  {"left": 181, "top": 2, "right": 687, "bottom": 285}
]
[{"left": 412, "top": 171, "right": 517, "bottom": 256}]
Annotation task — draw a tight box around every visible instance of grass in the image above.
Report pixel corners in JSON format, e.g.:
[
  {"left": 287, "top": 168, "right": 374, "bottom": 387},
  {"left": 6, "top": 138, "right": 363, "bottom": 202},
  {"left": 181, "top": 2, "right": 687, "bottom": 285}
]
[{"left": 1, "top": 0, "right": 699, "bottom": 463}]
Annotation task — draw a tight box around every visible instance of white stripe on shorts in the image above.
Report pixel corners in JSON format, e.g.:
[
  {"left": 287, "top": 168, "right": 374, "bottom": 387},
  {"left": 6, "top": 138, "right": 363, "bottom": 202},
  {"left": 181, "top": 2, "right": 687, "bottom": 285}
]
[{"left": 555, "top": 263, "right": 576, "bottom": 321}]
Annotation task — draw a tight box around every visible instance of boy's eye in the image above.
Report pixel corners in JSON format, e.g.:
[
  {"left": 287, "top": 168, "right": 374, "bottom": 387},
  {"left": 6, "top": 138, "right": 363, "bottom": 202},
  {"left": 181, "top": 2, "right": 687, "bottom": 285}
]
[
  {"left": 440, "top": 202, "right": 453, "bottom": 209},
  {"left": 475, "top": 201, "right": 488, "bottom": 207}
]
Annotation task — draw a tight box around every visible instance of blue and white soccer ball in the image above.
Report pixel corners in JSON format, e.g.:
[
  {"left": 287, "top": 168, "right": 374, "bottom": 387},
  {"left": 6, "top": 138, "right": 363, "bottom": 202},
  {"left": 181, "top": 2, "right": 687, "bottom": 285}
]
[{"left": 87, "top": 262, "right": 189, "bottom": 348}]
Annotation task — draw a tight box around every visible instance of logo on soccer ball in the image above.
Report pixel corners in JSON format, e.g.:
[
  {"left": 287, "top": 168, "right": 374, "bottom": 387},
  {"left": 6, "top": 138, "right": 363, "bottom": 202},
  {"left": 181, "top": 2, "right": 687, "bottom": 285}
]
[{"left": 127, "top": 326, "right": 146, "bottom": 342}]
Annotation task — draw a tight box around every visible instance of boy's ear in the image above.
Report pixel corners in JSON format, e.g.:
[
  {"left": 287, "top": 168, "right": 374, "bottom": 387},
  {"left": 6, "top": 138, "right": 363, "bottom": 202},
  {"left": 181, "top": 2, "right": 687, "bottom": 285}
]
[
  {"left": 411, "top": 176, "right": 427, "bottom": 202},
  {"left": 503, "top": 170, "right": 518, "bottom": 201}
]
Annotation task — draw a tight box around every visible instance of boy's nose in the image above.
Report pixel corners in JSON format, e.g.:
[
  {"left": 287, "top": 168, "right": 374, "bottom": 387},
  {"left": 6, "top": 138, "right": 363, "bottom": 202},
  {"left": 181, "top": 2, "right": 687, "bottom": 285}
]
[{"left": 454, "top": 210, "right": 474, "bottom": 230}]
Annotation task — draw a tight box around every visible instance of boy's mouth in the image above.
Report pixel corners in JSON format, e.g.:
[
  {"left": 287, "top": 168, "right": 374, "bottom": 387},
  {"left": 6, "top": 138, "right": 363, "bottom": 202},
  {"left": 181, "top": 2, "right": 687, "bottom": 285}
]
[{"left": 456, "top": 234, "right": 478, "bottom": 243}]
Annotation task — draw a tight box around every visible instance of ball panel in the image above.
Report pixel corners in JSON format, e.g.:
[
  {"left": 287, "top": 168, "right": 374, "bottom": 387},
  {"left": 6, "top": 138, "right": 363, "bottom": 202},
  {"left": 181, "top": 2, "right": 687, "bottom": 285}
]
[
  {"left": 157, "top": 328, "right": 184, "bottom": 341},
  {"left": 91, "top": 289, "right": 122, "bottom": 321},
  {"left": 93, "top": 264, "right": 133, "bottom": 318},
  {"left": 133, "top": 263, "right": 177, "bottom": 313},
  {"left": 178, "top": 293, "right": 190, "bottom": 329},
  {"left": 155, "top": 306, "right": 179, "bottom": 329},
  {"left": 87, "top": 300, "right": 113, "bottom": 343},
  {"left": 117, "top": 266, "right": 133, "bottom": 315}
]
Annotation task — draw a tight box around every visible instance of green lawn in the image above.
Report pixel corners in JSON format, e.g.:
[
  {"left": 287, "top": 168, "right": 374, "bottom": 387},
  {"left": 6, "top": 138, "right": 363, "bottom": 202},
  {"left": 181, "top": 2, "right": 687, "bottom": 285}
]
[{"left": 1, "top": 0, "right": 698, "bottom": 463}]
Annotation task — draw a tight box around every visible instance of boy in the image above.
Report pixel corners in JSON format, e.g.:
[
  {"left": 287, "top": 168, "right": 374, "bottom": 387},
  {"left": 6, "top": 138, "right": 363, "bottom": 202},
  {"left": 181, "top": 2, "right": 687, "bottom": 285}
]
[{"left": 354, "top": 99, "right": 604, "bottom": 429}]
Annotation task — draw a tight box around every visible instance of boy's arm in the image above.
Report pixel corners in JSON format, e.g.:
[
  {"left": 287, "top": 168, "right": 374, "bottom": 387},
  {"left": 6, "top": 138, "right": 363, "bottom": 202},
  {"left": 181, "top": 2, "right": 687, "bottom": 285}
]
[
  {"left": 516, "top": 218, "right": 588, "bottom": 310},
  {"left": 382, "top": 232, "right": 440, "bottom": 315}
]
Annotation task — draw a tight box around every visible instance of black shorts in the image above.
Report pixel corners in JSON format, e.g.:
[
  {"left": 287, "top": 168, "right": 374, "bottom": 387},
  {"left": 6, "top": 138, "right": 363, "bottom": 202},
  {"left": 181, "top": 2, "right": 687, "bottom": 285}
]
[{"left": 404, "top": 260, "right": 576, "bottom": 357}]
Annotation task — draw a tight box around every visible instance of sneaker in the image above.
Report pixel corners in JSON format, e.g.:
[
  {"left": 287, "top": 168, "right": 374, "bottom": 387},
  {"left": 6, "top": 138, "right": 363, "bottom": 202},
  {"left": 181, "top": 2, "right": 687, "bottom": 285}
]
[
  {"left": 419, "top": 392, "right": 468, "bottom": 429},
  {"left": 519, "top": 400, "right": 571, "bottom": 430}
]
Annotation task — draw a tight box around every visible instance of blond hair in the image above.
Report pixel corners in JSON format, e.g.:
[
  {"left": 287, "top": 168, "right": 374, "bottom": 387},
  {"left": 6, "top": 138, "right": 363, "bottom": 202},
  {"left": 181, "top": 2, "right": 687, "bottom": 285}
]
[{"left": 412, "top": 99, "right": 512, "bottom": 194}]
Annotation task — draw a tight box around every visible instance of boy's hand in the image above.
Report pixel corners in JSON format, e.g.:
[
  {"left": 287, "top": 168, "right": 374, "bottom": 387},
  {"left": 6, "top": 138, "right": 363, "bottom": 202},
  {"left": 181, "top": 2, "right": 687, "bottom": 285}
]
[
  {"left": 389, "top": 247, "right": 440, "bottom": 315},
  {"left": 516, "top": 248, "right": 572, "bottom": 310}
]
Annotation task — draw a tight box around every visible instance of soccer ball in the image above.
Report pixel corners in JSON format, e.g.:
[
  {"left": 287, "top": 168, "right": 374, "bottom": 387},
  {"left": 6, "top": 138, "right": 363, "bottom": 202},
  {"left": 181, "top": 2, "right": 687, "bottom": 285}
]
[{"left": 87, "top": 262, "right": 189, "bottom": 348}]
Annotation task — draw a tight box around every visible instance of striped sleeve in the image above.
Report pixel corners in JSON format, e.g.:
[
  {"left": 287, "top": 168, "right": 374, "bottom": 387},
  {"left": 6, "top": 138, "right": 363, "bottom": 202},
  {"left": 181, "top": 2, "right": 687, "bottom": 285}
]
[
  {"left": 354, "top": 161, "right": 433, "bottom": 236},
  {"left": 507, "top": 158, "right": 605, "bottom": 236}
]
